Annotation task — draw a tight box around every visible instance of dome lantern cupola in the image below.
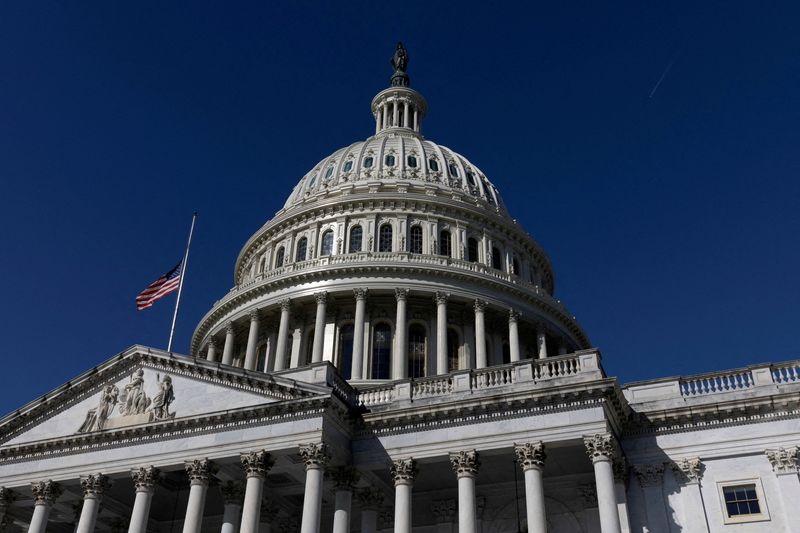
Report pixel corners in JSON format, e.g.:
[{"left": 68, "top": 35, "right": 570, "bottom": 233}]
[{"left": 371, "top": 42, "right": 427, "bottom": 136}]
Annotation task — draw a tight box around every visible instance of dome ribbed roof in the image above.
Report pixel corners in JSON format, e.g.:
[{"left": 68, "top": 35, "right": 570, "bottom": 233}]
[{"left": 282, "top": 130, "right": 507, "bottom": 215}]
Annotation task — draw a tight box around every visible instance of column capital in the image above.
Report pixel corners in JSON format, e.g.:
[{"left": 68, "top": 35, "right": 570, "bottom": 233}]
[
  {"left": 513, "top": 441, "right": 546, "bottom": 471},
  {"left": 431, "top": 499, "right": 456, "bottom": 523},
  {"left": 633, "top": 463, "right": 665, "bottom": 487},
  {"left": 79, "top": 473, "right": 110, "bottom": 499},
  {"left": 473, "top": 299, "right": 487, "bottom": 313},
  {"left": 249, "top": 309, "right": 260, "bottom": 322},
  {"left": 207, "top": 338, "right": 217, "bottom": 348},
  {"left": 298, "top": 442, "right": 329, "bottom": 470},
  {"left": 329, "top": 465, "right": 360, "bottom": 491},
  {"left": 765, "top": 446, "right": 799, "bottom": 475},
  {"left": 434, "top": 291, "right": 449, "bottom": 305},
  {"left": 185, "top": 458, "right": 213, "bottom": 485},
  {"left": 30, "top": 480, "right": 61, "bottom": 505},
  {"left": 357, "top": 487, "right": 384, "bottom": 511},
  {"left": 220, "top": 481, "right": 245, "bottom": 505},
  {"left": 395, "top": 288, "right": 410, "bottom": 301},
  {"left": 353, "top": 287, "right": 368, "bottom": 300},
  {"left": 508, "top": 309, "right": 520, "bottom": 322},
  {"left": 583, "top": 433, "right": 615, "bottom": 463},
  {"left": 131, "top": 466, "right": 159, "bottom": 492},
  {"left": 225, "top": 321, "right": 235, "bottom": 334},
  {"left": 240, "top": 450, "right": 275, "bottom": 478},
  {"left": 314, "top": 291, "right": 328, "bottom": 305},
  {"left": 279, "top": 298, "right": 292, "bottom": 312},
  {"left": 670, "top": 457, "right": 703, "bottom": 484},
  {"left": 449, "top": 449, "right": 480, "bottom": 478},
  {"left": 390, "top": 458, "right": 418, "bottom": 485}
]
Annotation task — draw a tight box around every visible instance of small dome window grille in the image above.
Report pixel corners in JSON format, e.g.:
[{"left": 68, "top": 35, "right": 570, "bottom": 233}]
[
  {"left": 448, "top": 164, "right": 459, "bottom": 177},
  {"left": 429, "top": 159, "right": 439, "bottom": 171},
  {"left": 385, "top": 155, "right": 396, "bottom": 167},
  {"left": 407, "top": 156, "right": 417, "bottom": 168},
  {"left": 466, "top": 171, "right": 476, "bottom": 186},
  {"left": 324, "top": 167, "right": 334, "bottom": 181},
  {"left": 343, "top": 161, "right": 353, "bottom": 172},
  {"left": 308, "top": 173, "right": 318, "bottom": 188},
  {"left": 364, "top": 157, "right": 374, "bottom": 168}
]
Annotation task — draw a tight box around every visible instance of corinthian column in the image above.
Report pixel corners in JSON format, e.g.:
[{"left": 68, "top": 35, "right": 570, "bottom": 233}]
[
  {"left": 671, "top": 457, "right": 708, "bottom": 533},
  {"left": 391, "top": 458, "right": 418, "bottom": 533},
  {"left": 76, "top": 474, "right": 109, "bottom": 533},
  {"left": 357, "top": 488, "right": 384, "bottom": 533},
  {"left": 514, "top": 442, "right": 547, "bottom": 533},
  {"left": 435, "top": 292, "right": 449, "bottom": 374},
  {"left": 330, "top": 466, "right": 359, "bottom": 533},
  {"left": 274, "top": 299, "right": 292, "bottom": 371},
  {"left": 28, "top": 481, "right": 61, "bottom": 533},
  {"left": 128, "top": 467, "right": 158, "bottom": 533},
  {"left": 183, "top": 459, "right": 212, "bottom": 533},
  {"left": 239, "top": 451, "right": 274, "bottom": 533},
  {"left": 583, "top": 435, "right": 622, "bottom": 533},
  {"left": 393, "top": 289, "right": 409, "bottom": 379},
  {"left": 222, "top": 322, "right": 236, "bottom": 366},
  {"left": 311, "top": 292, "right": 328, "bottom": 364},
  {"left": 243, "top": 311, "right": 261, "bottom": 371},
  {"left": 352, "top": 288, "right": 368, "bottom": 379},
  {"left": 207, "top": 338, "right": 218, "bottom": 363},
  {"left": 508, "top": 310, "right": 521, "bottom": 362},
  {"left": 450, "top": 451, "right": 480, "bottom": 533},
  {"left": 766, "top": 447, "right": 800, "bottom": 533},
  {"left": 220, "top": 482, "right": 244, "bottom": 533},
  {"left": 474, "top": 300, "right": 487, "bottom": 369},
  {"left": 299, "top": 443, "right": 329, "bottom": 533}
]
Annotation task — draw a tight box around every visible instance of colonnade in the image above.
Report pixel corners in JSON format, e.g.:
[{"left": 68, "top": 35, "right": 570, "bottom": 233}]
[
  {"left": 203, "top": 288, "right": 573, "bottom": 379},
  {"left": 15, "top": 434, "right": 627, "bottom": 533}
]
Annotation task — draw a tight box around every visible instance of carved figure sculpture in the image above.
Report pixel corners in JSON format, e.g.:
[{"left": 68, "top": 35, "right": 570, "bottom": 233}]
[
  {"left": 150, "top": 375, "right": 174, "bottom": 420},
  {"left": 391, "top": 42, "right": 408, "bottom": 73},
  {"left": 120, "top": 370, "right": 151, "bottom": 415}
]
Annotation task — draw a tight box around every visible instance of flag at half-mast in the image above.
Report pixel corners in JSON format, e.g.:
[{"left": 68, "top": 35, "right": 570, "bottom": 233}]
[{"left": 136, "top": 260, "right": 183, "bottom": 310}]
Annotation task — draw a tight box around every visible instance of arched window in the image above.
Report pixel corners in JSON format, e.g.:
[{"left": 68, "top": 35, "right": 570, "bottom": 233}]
[
  {"left": 307, "top": 173, "right": 318, "bottom": 189},
  {"left": 512, "top": 258, "right": 520, "bottom": 276},
  {"left": 320, "top": 230, "right": 334, "bottom": 256},
  {"left": 439, "top": 230, "right": 451, "bottom": 257},
  {"left": 274, "top": 246, "right": 285, "bottom": 268},
  {"left": 492, "top": 247, "right": 502, "bottom": 270},
  {"left": 467, "top": 238, "right": 479, "bottom": 263},
  {"left": 429, "top": 158, "right": 439, "bottom": 172},
  {"left": 371, "top": 323, "right": 391, "bottom": 379},
  {"left": 324, "top": 166, "right": 334, "bottom": 181},
  {"left": 448, "top": 164, "right": 459, "bottom": 177},
  {"left": 338, "top": 324, "right": 354, "bottom": 379},
  {"left": 296, "top": 237, "right": 308, "bottom": 262},
  {"left": 410, "top": 225, "right": 423, "bottom": 254},
  {"left": 408, "top": 324, "right": 426, "bottom": 378},
  {"left": 447, "top": 329, "right": 460, "bottom": 372},
  {"left": 466, "top": 171, "right": 476, "bottom": 186},
  {"left": 385, "top": 154, "right": 395, "bottom": 166},
  {"left": 363, "top": 156, "right": 374, "bottom": 168},
  {"left": 379, "top": 224, "right": 392, "bottom": 252},
  {"left": 407, "top": 155, "right": 417, "bottom": 168},
  {"left": 349, "top": 226, "right": 363, "bottom": 253},
  {"left": 343, "top": 160, "right": 353, "bottom": 172}
]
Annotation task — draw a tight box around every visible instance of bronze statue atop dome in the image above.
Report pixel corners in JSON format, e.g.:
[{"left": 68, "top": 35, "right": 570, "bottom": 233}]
[{"left": 390, "top": 42, "right": 410, "bottom": 87}]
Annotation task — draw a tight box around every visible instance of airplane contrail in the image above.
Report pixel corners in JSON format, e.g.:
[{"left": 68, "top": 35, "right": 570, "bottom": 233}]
[{"left": 649, "top": 54, "right": 679, "bottom": 98}]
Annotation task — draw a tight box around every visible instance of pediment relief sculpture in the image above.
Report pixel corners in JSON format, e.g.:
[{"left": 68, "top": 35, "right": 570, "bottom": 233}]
[{"left": 78, "top": 370, "right": 176, "bottom": 433}]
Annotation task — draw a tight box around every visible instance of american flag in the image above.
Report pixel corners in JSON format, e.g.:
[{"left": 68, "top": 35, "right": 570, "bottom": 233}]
[{"left": 136, "top": 260, "right": 183, "bottom": 310}]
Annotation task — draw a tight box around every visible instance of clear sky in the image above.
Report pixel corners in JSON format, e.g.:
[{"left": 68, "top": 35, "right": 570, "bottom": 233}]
[{"left": 1, "top": 2, "right": 798, "bottom": 416}]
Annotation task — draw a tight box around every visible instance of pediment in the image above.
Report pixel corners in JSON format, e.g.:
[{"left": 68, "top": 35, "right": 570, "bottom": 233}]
[{"left": 0, "top": 346, "right": 328, "bottom": 448}]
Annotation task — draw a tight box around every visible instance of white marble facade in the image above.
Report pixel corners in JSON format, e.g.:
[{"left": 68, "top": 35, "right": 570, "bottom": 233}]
[{"left": 2, "top": 47, "right": 800, "bottom": 533}]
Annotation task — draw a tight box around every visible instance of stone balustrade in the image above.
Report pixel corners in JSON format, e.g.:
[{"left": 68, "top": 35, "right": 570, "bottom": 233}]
[
  {"left": 356, "top": 350, "right": 605, "bottom": 408},
  {"left": 623, "top": 358, "right": 800, "bottom": 404}
]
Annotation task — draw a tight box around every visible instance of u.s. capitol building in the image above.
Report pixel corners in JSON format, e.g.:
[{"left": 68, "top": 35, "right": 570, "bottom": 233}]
[{"left": 1, "top": 45, "right": 799, "bottom": 533}]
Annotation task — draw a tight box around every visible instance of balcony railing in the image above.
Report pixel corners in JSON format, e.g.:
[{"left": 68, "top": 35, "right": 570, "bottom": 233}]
[{"left": 356, "top": 350, "right": 604, "bottom": 408}]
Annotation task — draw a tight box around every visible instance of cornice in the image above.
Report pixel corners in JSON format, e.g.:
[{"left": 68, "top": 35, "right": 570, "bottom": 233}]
[
  {"left": 191, "top": 262, "right": 588, "bottom": 354},
  {"left": 0, "top": 397, "right": 335, "bottom": 465}
]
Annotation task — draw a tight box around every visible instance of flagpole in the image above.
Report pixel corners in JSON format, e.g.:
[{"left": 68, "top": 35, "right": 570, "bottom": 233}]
[{"left": 167, "top": 212, "right": 197, "bottom": 353}]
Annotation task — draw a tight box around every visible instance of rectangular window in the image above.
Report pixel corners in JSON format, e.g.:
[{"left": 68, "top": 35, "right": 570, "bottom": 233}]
[{"left": 718, "top": 479, "right": 770, "bottom": 524}]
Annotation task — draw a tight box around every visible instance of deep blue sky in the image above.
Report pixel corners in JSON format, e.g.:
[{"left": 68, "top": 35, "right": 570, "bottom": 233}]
[{"left": 1, "top": 2, "right": 799, "bottom": 416}]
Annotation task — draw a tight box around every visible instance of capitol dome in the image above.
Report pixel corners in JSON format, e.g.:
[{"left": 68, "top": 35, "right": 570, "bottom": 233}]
[{"left": 191, "top": 45, "right": 590, "bottom": 381}]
